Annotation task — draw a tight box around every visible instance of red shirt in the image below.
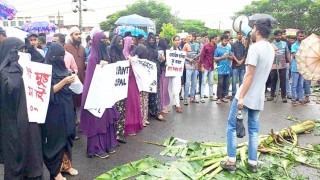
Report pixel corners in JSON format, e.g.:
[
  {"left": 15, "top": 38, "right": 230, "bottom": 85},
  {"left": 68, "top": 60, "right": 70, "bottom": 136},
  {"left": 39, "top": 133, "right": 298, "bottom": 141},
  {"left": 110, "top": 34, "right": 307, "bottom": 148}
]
[{"left": 200, "top": 42, "right": 217, "bottom": 70}]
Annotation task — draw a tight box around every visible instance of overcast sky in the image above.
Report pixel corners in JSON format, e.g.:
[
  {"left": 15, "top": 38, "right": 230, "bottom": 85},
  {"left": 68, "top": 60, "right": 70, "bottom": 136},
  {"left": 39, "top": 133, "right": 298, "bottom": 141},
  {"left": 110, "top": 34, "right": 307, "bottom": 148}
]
[{"left": 10, "top": 0, "right": 254, "bottom": 30}]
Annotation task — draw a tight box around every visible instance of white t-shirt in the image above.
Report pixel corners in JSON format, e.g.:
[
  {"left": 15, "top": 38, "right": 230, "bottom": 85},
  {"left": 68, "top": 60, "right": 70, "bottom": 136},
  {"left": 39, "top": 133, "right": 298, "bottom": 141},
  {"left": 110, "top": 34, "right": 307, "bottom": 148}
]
[{"left": 235, "top": 40, "right": 274, "bottom": 111}]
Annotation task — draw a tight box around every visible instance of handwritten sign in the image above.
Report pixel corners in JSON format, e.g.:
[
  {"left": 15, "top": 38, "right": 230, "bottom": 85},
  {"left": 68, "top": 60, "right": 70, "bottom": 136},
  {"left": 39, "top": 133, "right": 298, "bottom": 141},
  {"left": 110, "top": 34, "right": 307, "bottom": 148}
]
[
  {"left": 84, "top": 60, "right": 130, "bottom": 117},
  {"left": 165, "top": 50, "right": 186, "bottom": 77},
  {"left": 131, "top": 58, "right": 157, "bottom": 93},
  {"left": 19, "top": 53, "right": 52, "bottom": 124}
]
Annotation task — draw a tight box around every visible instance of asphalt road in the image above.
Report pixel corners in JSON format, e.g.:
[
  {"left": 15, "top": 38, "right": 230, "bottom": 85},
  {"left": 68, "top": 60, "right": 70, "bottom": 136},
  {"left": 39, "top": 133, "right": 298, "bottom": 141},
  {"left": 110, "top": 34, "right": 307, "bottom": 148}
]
[{"left": 1, "top": 92, "right": 319, "bottom": 180}]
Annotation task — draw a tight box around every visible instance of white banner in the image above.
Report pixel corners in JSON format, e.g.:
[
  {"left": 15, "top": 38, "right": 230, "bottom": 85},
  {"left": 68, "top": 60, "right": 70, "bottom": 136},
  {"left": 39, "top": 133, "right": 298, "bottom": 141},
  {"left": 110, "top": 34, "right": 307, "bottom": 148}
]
[
  {"left": 131, "top": 58, "right": 157, "bottom": 93},
  {"left": 19, "top": 53, "right": 52, "bottom": 124},
  {"left": 84, "top": 61, "right": 130, "bottom": 117},
  {"left": 165, "top": 50, "right": 186, "bottom": 77}
]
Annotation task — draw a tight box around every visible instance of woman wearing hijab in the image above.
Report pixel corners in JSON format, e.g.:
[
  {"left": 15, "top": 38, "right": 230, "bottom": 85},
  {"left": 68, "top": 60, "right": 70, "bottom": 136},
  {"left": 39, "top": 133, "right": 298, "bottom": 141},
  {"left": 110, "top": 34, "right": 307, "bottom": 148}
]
[
  {"left": 122, "top": 36, "right": 144, "bottom": 133},
  {"left": 146, "top": 33, "right": 165, "bottom": 121},
  {"left": 0, "top": 37, "right": 43, "bottom": 179},
  {"left": 80, "top": 32, "right": 119, "bottom": 158},
  {"left": 132, "top": 35, "right": 151, "bottom": 126},
  {"left": 41, "top": 42, "right": 78, "bottom": 180},
  {"left": 109, "top": 35, "right": 130, "bottom": 137},
  {"left": 158, "top": 38, "right": 171, "bottom": 114},
  {"left": 169, "top": 35, "right": 183, "bottom": 113}
]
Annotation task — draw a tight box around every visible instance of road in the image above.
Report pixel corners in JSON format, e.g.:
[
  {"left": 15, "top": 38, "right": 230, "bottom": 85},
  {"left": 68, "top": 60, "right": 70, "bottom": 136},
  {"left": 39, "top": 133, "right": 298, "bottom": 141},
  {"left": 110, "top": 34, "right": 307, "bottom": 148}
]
[{"left": 0, "top": 93, "right": 319, "bottom": 179}]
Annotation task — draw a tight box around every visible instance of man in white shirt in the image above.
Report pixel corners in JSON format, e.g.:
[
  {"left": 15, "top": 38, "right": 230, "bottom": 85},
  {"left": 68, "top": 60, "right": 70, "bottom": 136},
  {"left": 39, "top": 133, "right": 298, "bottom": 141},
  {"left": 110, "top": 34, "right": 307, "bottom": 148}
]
[{"left": 221, "top": 18, "right": 275, "bottom": 173}]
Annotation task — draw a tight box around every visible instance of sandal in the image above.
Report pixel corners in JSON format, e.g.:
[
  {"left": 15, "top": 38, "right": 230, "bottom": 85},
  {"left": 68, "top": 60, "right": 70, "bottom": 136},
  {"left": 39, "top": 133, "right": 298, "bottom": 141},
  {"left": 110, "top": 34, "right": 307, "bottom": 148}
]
[
  {"left": 161, "top": 109, "right": 170, "bottom": 114},
  {"left": 62, "top": 167, "right": 78, "bottom": 176},
  {"left": 155, "top": 114, "right": 166, "bottom": 121},
  {"left": 220, "top": 161, "right": 236, "bottom": 173}
]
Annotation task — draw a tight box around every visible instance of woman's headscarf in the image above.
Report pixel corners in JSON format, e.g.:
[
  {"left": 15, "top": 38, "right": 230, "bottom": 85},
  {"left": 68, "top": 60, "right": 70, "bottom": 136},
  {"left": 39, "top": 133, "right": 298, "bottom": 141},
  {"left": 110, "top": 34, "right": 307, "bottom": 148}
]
[
  {"left": 88, "top": 32, "right": 108, "bottom": 64},
  {"left": 109, "top": 35, "right": 125, "bottom": 63},
  {"left": 146, "top": 33, "right": 158, "bottom": 61},
  {"left": 45, "top": 42, "right": 69, "bottom": 79},
  {"left": 123, "top": 36, "right": 133, "bottom": 59},
  {"left": 158, "top": 38, "right": 168, "bottom": 55},
  {"left": 0, "top": 37, "right": 25, "bottom": 72}
]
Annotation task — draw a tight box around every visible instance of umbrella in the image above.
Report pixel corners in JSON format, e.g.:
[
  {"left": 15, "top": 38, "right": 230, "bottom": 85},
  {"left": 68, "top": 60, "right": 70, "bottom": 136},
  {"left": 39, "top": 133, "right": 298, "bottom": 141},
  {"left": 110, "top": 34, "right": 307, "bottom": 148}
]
[
  {"left": 21, "top": 21, "right": 59, "bottom": 33},
  {"left": 115, "top": 14, "right": 154, "bottom": 27},
  {"left": 295, "top": 33, "right": 320, "bottom": 81},
  {"left": 113, "top": 26, "right": 147, "bottom": 37},
  {"left": 0, "top": 0, "right": 17, "bottom": 20},
  {"left": 285, "top": 28, "right": 299, "bottom": 36},
  {"left": 248, "top": 13, "right": 278, "bottom": 27}
]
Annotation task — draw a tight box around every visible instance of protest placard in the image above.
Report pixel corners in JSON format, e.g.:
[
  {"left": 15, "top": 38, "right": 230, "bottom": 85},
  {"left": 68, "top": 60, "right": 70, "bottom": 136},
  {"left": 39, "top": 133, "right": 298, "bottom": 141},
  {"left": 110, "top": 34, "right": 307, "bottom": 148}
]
[
  {"left": 131, "top": 58, "right": 157, "bottom": 93},
  {"left": 19, "top": 53, "right": 52, "bottom": 124},
  {"left": 84, "top": 60, "right": 130, "bottom": 117},
  {"left": 165, "top": 50, "right": 186, "bottom": 77}
]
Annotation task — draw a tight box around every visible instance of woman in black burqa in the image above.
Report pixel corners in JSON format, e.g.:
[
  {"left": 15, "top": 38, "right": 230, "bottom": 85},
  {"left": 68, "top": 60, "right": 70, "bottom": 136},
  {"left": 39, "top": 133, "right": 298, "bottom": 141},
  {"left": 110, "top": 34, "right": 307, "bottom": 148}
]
[
  {"left": 146, "top": 33, "right": 165, "bottom": 121},
  {"left": 41, "top": 42, "right": 78, "bottom": 180},
  {"left": 0, "top": 37, "right": 43, "bottom": 179}
]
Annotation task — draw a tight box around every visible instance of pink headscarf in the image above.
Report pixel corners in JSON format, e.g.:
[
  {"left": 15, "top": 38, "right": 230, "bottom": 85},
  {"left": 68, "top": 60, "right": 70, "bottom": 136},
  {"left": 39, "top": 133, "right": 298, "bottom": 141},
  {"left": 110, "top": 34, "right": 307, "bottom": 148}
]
[{"left": 123, "top": 36, "right": 132, "bottom": 59}]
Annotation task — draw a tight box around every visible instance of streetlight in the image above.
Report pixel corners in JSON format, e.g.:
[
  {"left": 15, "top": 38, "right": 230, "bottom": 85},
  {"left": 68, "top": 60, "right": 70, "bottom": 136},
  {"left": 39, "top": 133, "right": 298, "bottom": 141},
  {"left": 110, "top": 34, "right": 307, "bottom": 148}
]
[{"left": 71, "top": 0, "right": 88, "bottom": 33}]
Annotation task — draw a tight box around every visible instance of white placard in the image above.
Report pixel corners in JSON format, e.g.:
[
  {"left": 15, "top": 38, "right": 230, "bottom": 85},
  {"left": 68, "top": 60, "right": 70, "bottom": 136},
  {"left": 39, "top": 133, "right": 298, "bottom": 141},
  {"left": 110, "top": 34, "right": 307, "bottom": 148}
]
[
  {"left": 84, "top": 61, "right": 130, "bottom": 117},
  {"left": 131, "top": 58, "right": 157, "bottom": 93},
  {"left": 165, "top": 50, "right": 186, "bottom": 77},
  {"left": 19, "top": 54, "right": 52, "bottom": 124}
]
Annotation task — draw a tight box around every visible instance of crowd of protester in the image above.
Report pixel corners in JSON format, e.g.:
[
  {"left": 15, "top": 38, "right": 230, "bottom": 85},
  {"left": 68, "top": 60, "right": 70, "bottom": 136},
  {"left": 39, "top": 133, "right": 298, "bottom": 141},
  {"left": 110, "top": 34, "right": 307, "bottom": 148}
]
[{"left": 0, "top": 25, "right": 318, "bottom": 179}]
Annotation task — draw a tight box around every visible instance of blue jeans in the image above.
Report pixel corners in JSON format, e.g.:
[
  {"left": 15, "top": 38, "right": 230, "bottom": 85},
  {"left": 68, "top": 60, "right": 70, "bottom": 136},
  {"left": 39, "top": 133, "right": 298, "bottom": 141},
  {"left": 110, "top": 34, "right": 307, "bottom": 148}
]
[
  {"left": 286, "top": 63, "right": 291, "bottom": 96},
  {"left": 232, "top": 69, "right": 245, "bottom": 96},
  {"left": 184, "top": 69, "right": 199, "bottom": 99},
  {"left": 201, "top": 69, "right": 214, "bottom": 97},
  {"left": 291, "top": 72, "right": 304, "bottom": 101},
  {"left": 304, "top": 80, "right": 311, "bottom": 96},
  {"left": 227, "top": 99, "right": 260, "bottom": 165}
]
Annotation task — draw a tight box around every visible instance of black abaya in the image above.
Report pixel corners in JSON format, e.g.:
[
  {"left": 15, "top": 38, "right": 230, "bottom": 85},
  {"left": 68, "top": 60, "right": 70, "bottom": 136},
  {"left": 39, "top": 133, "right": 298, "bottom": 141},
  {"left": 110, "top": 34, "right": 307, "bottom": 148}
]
[
  {"left": 41, "top": 42, "right": 76, "bottom": 179},
  {"left": 0, "top": 37, "right": 43, "bottom": 180}
]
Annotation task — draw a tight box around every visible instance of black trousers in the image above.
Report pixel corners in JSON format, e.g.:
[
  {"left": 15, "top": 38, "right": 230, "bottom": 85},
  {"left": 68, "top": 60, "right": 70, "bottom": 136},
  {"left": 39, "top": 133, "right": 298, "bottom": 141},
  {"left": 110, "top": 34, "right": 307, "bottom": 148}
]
[
  {"left": 270, "top": 68, "right": 286, "bottom": 98},
  {"left": 217, "top": 74, "right": 230, "bottom": 99}
]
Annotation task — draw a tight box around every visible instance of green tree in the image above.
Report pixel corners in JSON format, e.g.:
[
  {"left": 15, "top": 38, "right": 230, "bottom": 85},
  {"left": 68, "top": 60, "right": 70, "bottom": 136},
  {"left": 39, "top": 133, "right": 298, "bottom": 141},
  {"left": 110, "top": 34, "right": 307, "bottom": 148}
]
[
  {"left": 100, "top": 0, "right": 175, "bottom": 33},
  {"left": 176, "top": 19, "right": 223, "bottom": 36},
  {"left": 233, "top": 0, "right": 320, "bottom": 35},
  {"left": 177, "top": 20, "right": 206, "bottom": 35},
  {"left": 159, "top": 23, "right": 177, "bottom": 46}
]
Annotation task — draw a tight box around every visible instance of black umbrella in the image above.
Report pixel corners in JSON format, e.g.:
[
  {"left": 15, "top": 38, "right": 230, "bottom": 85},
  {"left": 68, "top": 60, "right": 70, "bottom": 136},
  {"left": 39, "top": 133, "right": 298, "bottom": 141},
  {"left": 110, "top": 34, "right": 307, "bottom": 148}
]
[{"left": 248, "top": 13, "right": 278, "bottom": 27}]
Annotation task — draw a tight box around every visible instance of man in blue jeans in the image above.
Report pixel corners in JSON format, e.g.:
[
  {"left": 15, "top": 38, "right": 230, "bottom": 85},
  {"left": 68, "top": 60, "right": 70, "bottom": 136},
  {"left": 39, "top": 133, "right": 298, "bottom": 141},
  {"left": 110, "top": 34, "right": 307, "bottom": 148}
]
[
  {"left": 214, "top": 35, "right": 233, "bottom": 104},
  {"left": 291, "top": 30, "right": 307, "bottom": 106},
  {"left": 221, "top": 18, "right": 275, "bottom": 173},
  {"left": 231, "top": 32, "right": 246, "bottom": 99},
  {"left": 183, "top": 33, "right": 200, "bottom": 105}
]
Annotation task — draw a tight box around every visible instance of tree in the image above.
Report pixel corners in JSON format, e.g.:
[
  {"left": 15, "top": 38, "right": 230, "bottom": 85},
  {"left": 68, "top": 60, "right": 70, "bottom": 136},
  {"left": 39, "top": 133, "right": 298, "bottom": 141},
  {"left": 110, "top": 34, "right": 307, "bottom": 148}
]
[
  {"left": 176, "top": 19, "right": 223, "bottom": 37},
  {"left": 233, "top": 0, "right": 320, "bottom": 35},
  {"left": 100, "top": 0, "right": 176, "bottom": 33},
  {"left": 159, "top": 23, "right": 177, "bottom": 46}
]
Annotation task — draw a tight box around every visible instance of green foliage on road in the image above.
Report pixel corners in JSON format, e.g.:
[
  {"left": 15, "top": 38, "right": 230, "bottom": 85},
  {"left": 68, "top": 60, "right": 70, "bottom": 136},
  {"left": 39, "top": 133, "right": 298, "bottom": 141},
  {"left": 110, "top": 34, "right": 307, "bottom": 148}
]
[
  {"left": 233, "top": 0, "right": 320, "bottom": 35},
  {"left": 97, "top": 120, "right": 320, "bottom": 180}
]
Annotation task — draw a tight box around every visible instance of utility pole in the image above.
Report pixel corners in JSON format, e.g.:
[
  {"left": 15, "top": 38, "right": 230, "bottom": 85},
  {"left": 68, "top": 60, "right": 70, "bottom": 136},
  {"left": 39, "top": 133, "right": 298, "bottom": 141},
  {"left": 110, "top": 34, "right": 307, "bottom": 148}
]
[
  {"left": 79, "top": 0, "right": 82, "bottom": 33},
  {"left": 72, "top": 0, "right": 87, "bottom": 33},
  {"left": 58, "top": 11, "right": 61, "bottom": 33}
]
